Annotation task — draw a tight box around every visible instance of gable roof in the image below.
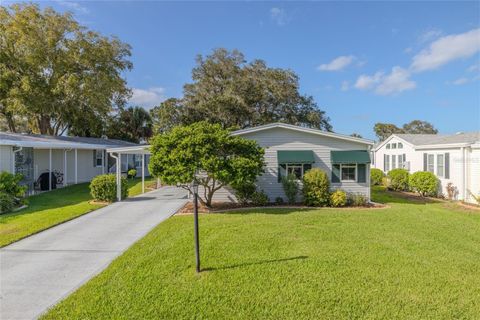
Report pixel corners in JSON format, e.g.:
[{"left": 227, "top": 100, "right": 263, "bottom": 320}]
[
  {"left": 375, "top": 132, "right": 480, "bottom": 150},
  {"left": 232, "top": 123, "right": 374, "bottom": 145},
  {"left": 0, "top": 132, "right": 138, "bottom": 149}
]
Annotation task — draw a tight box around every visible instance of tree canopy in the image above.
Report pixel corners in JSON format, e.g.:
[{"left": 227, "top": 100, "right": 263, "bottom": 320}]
[
  {"left": 148, "top": 122, "right": 265, "bottom": 206},
  {"left": 0, "top": 3, "right": 132, "bottom": 135},
  {"left": 105, "top": 106, "right": 153, "bottom": 143},
  {"left": 374, "top": 120, "right": 438, "bottom": 141},
  {"left": 150, "top": 48, "right": 332, "bottom": 133}
]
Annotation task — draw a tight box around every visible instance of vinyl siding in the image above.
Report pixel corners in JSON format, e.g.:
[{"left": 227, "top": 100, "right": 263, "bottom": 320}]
[
  {"left": 210, "top": 127, "right": 371, "bottom": 203},
  {"left": 0, "top": 145, "right": 13, "bottom": 173}
]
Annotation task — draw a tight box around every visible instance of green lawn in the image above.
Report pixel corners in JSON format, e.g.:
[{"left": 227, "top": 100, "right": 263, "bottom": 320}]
[
  {"left": 0, "top": 177, "right": 154, "bottom": 247},
  {"left": 42, "top": 187, "right": 480, "bottom": 319}
]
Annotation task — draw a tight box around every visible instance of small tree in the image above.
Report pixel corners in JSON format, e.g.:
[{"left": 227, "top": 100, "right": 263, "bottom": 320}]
[
  {"left": 148, "top": 122, "right": 265, "bottom": 207},
  {"left": 303, "top": 168, "right": 330, "bottom": 206},
  {"left": 281, "top": 174, "right": 299, "bottom": 204},
  {"left": 370, "top": 168, "right": 384, "bottom": 186},
  {"left": 409, "top": 171, "right": 438, "bottom": 197}
]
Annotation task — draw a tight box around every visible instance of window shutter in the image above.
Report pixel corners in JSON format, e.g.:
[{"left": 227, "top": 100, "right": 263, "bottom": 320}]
[
  {"left": 357, "top": 164, "right": 366, "bottom": 183},
  {"left": 93, "top": 150, "right": 96, "bottom": 166},
  {"left": 445, "top": 153, "right": 450, "bottom": 179},
  {"left": 423, "top": 153, "right": 427, "bottom": 171},
  {"left": 332, "top": 164, "right": 340, "bottom": 183},
  {"left": 277, "top": 166, "right": 282, "bottom": 183},
  {"left": 384, "top": 154, "right": 387, "bottom": 172}
]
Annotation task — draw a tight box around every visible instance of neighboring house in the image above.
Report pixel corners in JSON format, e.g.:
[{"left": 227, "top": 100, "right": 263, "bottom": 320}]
[
  {"left": 211, "top": 123, "right": 374, "bottom": 202},
  {"left": 372, "top": 132, "right": 480, "bottom": 203},
  {"left": 0, "top": 132, "right": 149, "bottom": 193}
]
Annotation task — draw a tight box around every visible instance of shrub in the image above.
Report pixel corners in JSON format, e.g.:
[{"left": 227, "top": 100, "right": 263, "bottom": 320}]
[
  {"left": 302, "top": 168, "right": 330, "bottom": 206},
  {"left": 281, "top": 174, "right": 299, "bottom": 204},
  {"left": 387, "top": 169, "right": 410, "bottom": 191},
  {"left": 370, "top": 168, "right": 384, "bottom": 186},
  {"left": 0, "top": 192, "right": 14, "bottom": 214},
  {"left": 251, "top": 190, "right": 269, "bottom": 206},
  {"left": 90, "top": 174, "right": 128, "bottom": 202},
  {"left": 409, "top": 171, "right": 438, "bottom": 197},
  {"left": 127, "top": 169, "right": 137, "bottom": 179},
  {"left": 0, "top": 171, "right": 27, "bottom": 198},
  {"left": 330, "top": 190, "right": 347, "bottom": 207},
  {"left": 275, "top": 197, "right": 284, "bottom": 205},
  {"left": 348, "top": 193, "right": 368, "bottom": 206},
  {"left": 232, "top": 181, "right": 256, "bottom": 205}
]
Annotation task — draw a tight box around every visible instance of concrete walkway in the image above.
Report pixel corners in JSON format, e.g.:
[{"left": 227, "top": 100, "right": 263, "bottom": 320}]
[{"left": 0, "top": 186, "right": 188, "bottom": 320}]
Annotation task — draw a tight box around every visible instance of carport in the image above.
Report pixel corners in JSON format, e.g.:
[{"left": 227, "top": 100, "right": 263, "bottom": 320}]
[{"left": 107, "top": 145, "right": 151, "bottom": 201}]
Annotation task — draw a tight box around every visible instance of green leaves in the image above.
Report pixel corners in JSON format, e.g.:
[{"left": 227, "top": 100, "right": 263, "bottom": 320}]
[{"left": 148, "top": 122, "right": 265, "bottom": 206}]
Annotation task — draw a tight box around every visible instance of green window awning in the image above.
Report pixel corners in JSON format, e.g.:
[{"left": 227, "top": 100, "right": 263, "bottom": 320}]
[
  {"left": 277, "top": 150, "right": 315, "bottom": 164},
  {"left": 331, "top": 150, "right": 371, "bottom": 164}
]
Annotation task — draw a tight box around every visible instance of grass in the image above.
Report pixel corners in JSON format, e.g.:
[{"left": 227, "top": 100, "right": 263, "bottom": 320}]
[
  {"left": 42, "top": 187, "right": 480, "bottom": 319},
  {"left": 0, "top": 177, "right": 154, "bottom": 247}
]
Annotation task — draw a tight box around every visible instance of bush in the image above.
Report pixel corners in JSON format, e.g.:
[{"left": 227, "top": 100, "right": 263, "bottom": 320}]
[
  {"left": 127, "top": 169, "right": 137, "bottom": 179},
  {"left": 302, "top": 168, "right": 330, "bottom": 206},
  {"left": 90, "top": 174, "right": 128, "bottom": 202},
  {"left": 281, "top": 174, "right": 299, "bottom": 204},
  {"left": 0, "top": 192, "right": 14, "bottom": 214},
  {"left": 232, "top": 181, "right": 257, "bottom": 205},
  {"left": 275, "top": 197, "right": 284, "bottom": 205},
  {"left": 387, "top": 168, "right": 410, "bottom": 191},
  {"left": 251, "top": 190, "right": 269, "bottom": 206},
  {"left": 330, "top": 190, "right": 347, "bottom": 207},
  {"left": 0, "top": 171, "right": 27, "bottom": 198},
  {"left": 348, "top": 193, "right": 368, "bottom": 206},
  {"left": 370, "top": 168, "right": 384, "bottom": 186},
  {"left": 409, "top": 171, "right": 438, "bottom": 197}
]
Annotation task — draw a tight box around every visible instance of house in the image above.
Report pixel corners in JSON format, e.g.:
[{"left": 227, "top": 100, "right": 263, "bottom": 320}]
[
  {"left": 0, "top": 132, "right": 150, "bottom": 193},
  {"left": 372, "top": 132, "right": 480, "bottom": 203},
  {"left": 214, "top": 123, "right": 375, "bottom": 202}
]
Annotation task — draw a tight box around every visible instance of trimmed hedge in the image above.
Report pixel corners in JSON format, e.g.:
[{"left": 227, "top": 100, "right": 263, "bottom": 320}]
[
  {"left": 330, "top": 190, "right": 347, "bottom": 207},
  {"left": 387, "top": 169, "right": 410, "bottom": 191},
  {"left": 409, "top": 171, "right": 438, "bottom": 197},
  {"left": 0, "top": 191, "right": 14, "bottom": 214},
  {"left": 90, "top": 174, "right": 128, "bottom": 202},
  {"left": 127, "top": 169, "right": 137, "bottom": 179},
  {"left": 303, "top": 168, "right": 330, "bottom": 206},
  {"left": 370, "top": 168, "right": 384, "bottom": 186},
  {"left": 232, "top": 181, "right": 256, "bottom": 205},
  {"left": 251, "top": 190, "right": 269, "bottom": 206},
  {"left": 282, "top": 174, "right": 299, "bottom": 204}
]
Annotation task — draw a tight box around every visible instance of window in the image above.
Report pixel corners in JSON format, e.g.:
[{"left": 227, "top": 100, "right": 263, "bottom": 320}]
[
  {"left": 384, "top": 155, "right": 390, "bottom": 172},
  {"left": 427, "top": 154, "right": 435, "bottom": 173},
  {"left": 392, "top": 155, "right": 396, "bottom": 169},
  {"left": 398, "top": 154, "right": 404, "bottom": 169},
  {"left": 437, "top": 154, "right": 444, "bottom": 177},
  {"left": 94, "top": 150, "right": 103, "bottom": 167},
  {"left": 340, "top": 164, "right": 356, "bottom": 181},
  {"left": 278, "top": 163, "right": 312, "bottom": 181},
  {"left": 398, "top": 142, "right": 403, "bottom": 149},
  {"left": 134, "top": 155, "right": 142, "bottom": 168},
  {"left": 386, "top": 144, "right": 391, "bottom": 149},
  {"left": 392, "top": 143, "right": 397, "bottom": 149}
]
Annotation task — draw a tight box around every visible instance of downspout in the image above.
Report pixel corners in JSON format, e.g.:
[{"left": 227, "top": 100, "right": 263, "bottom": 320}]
[{"left": 12, "top": 146, "right": 23, "bottom": 173}]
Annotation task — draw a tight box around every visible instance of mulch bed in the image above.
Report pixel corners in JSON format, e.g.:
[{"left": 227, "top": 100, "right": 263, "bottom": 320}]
[{"left": 176, "top": 201, "right": 386, "bottom": 215}]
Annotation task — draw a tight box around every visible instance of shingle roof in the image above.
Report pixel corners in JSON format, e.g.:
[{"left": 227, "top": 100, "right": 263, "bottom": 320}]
[
  {"left": 396, "top": 132, "right": 480, "bottom": 146},
  {"left": 0, "top": 132, "right": 137, "bottom": 148}
]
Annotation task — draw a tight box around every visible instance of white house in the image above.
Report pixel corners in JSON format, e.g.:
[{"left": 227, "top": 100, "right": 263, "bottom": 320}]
[
  {"left": 0, "top": 132, "right": 149, "bottom": 193},
  {"left": 372, "top": 132, "right": 480, "bottom": 203},
  {"left": 211, "top": 123, "right": 375, "bottom": 202}
]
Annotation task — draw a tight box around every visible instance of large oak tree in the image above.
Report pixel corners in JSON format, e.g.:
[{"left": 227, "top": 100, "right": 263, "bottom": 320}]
[{"left": 0, "top": 3, "right": 132, "bottom": 135}]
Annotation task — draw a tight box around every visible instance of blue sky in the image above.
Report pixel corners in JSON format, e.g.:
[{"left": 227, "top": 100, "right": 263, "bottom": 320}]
[{"left": 6, "top": 1, "right": 480, "bottom": 139}]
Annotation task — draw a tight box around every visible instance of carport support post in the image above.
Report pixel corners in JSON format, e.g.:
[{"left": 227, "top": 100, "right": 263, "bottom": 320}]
[
  {"left": 117, "top": 153, "right": 121, "bottom": 201},
  {"left": 74, "top": 149, "right": 78, "bottom": 184},
  {"left": 64, "top": 150, "right": 67, "bottom": 187},
  {"left": 141, "top": 154, "right": 145, "bottom": 194},
  {"left": 49, "top": 149, "right": 52, "bottom": 191}
]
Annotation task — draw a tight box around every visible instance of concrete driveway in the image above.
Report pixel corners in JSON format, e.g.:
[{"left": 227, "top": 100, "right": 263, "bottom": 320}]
[{"left": 0, "top": 186, "right": 188, "bottom": 320}]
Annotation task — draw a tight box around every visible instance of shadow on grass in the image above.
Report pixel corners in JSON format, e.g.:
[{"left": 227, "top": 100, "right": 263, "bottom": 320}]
[
  {"left": 372, "top": 188, "right": 440, "bottom": 205},
  {"left": 203, "top": 255, "right": 308, "bottom": 271},
  {"left": 220, "top": 207, "right": 322, "bottom": 215}
]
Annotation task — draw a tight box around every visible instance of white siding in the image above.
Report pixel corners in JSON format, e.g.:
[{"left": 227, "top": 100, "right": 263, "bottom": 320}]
[
  {"left": 0, "top": 145, "right": 13, "bottom": 173},
  {"left": 211, "top": 127, "right": 371, "bottom": 203},
  {"left": 468, "top": 148, "right": 480, "bottom": 203}
]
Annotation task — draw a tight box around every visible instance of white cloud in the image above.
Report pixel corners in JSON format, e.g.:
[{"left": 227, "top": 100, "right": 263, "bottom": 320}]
[
  {"left": 354, "top": 67, "right": 416, "bottom": 95},
  {"left": 411, "top": 28, "right": 480, "bottom": 72},
  {"left": 451, "top": 77, "right": 469, "bottom": 85},
  {"left": 317, "top": 55, "right": 356, "bottom": 71},
  {"left": 129, "top": 87, "right": 165, "bottom": 108},
  {"left": 467, "top": 64, "right": 480, "bottom": 72},
  {"left": 55, "top": 1, "right": 89, "bottom": 14},
  {"left": 270, "top": 8, "right": 288, "bottom": 26},
  {"left": 341, "top": 81, "right": 350, "bottom": 91},
  {"left": 417, "top": 28, "right": 443, "bottom": 43},
  {"left": 375, "top": 67, "right": 416, "bottom": 95}
]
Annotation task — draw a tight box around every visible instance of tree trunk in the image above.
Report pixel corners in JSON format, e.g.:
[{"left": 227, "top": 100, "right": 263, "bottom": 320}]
[{"left": 37, "top": 115, "right": 52, "bottom": 135}]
